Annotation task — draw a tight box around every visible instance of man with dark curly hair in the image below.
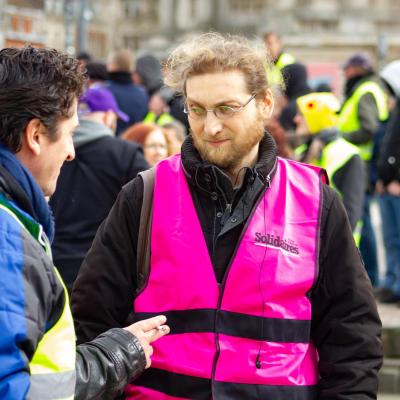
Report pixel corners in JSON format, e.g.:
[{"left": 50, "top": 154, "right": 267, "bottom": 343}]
[{"left": 0, "top": 46, "right": 169, "bottom": 399}]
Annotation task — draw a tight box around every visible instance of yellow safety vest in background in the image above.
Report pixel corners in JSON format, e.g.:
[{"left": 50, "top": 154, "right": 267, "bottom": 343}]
[
  {"left": 337, "top": 81, "right": 388, "bottom": 161},
  {"left": 144, "top": 111, "right": 174, "bottom": 126},
  {"left": 266, "top": 52, "right": 296, "bottom": 88},
  {"left": 295, "top": 138, "right": 363, "bottom": 246}
]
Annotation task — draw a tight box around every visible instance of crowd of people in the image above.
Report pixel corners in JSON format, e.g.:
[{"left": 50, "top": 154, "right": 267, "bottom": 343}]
[{"left": 0, "top": 28, "right": 398, "bottom": 399}]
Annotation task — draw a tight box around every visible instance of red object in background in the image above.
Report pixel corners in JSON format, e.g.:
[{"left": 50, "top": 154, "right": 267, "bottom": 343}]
[{"left": 307, "top": 63, "right": 342, "bottom": 97}]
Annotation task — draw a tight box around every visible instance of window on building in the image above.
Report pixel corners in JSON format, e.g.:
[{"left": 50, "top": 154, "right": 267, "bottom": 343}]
[
  {"left": 229, "top": 0, "right": 267, "bottom": 13},
  {"left": 11, "top": 15, "right": 20, "bottom": 31},
  {"left": 297, "top": 0, "right": 312, "bottom": 6},
  {"left": 23, "top": 17, "right": 32, "bottom": 33},
  {"left": 123, "top": 0, "right": 159, "bottom": 22},
  {"left": 190, "top": 0, "right": 197, "bottom": 19}
]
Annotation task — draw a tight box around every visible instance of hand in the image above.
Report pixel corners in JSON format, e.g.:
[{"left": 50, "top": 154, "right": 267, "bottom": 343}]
[
  {"left": 124, "top": 315, "right": 170, "bottom": 368},
  {"left": 387, "top": 181, "right": 400, "bottom": 196}
]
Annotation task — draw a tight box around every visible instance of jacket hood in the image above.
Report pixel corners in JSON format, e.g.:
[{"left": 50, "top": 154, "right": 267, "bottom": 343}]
[
  {"left": 74, "top": 119, "right": 114, "bottom": 148},
  {"left": 380, "top": 60, "right": 400, "bottom": 97}
]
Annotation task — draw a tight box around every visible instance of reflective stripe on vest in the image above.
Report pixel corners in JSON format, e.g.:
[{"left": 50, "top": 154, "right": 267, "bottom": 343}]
[
  {"left": 0, "top": 199, "right": 76, "bottom": 400},
  {"left": 28, "top": 268, "right": 76, "bottom": 400},
  {"left": 144, "top": 111, "right": 175, "bottom": 126},
  {"left": 126, "top": 155, "right": 323, "bottom": 399},
  {"left": 338, "top": 81, "right": 388, "bottom": 161},
  {"left": 266, "top": 52, "right": 296, "bottom": 88},
  {"left": 316, "top": 138, "right": 360, "bottom": 192}
]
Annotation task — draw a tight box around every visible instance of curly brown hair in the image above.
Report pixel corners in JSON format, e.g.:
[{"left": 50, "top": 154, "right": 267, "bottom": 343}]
[
  {"left": 0, "top": 46, "right": 87, "bottom": 152},
  {"left": 163, "top": 32, "right": 271, "bottom": 99}
]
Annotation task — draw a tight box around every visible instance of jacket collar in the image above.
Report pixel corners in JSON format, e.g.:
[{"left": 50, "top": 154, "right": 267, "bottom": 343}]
[
  {"left": 0, "top": 143, "right": 54, "bottom": 241},
  {"left": 181, "top": 131, "right": 277, "bottom": 203},
  {"left": 108, "top": 71, "right": 133, "bottom": 84}
]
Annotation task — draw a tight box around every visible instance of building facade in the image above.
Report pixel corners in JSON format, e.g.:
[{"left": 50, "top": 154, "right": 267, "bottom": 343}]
[{"left": 1, "top": 0, "right": 400, "bottom": 68}]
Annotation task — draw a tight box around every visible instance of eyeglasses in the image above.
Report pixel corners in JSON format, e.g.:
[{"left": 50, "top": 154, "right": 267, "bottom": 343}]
[{"left": 183, "top": 94, "right": 256, "bottom": 120}]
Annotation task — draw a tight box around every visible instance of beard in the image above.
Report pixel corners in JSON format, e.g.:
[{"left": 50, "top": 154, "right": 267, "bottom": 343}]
[{"left": 192, "top": 115, "right": 265, "bottom": 173}]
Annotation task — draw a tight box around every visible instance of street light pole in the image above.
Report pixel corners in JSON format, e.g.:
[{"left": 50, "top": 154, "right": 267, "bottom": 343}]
[
  {"left": 77, "top": 0, "right": 87, "bottom": 54},
  {"left": 64, "top": 0, "right": 77, "bottom": 55}
]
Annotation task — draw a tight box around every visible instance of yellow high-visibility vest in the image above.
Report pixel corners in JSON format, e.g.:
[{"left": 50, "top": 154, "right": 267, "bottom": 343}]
[
  {"left": 338, "top": 81, "right": 388, "bottom": 161},
  {"left": 266, "top": 52, "right": 296, "bottom": 88},
  {"left": 28, "top": 268, "right": 76, "bottom": 400},
  {"left": 295, "top": 138, "right": 363, "bottom": 246},
  {"left": 0, "top": 200, "right": 76, "bottom": 400},
  {"left": 144, "top": 111, "right": 174, "bottom": 126}
]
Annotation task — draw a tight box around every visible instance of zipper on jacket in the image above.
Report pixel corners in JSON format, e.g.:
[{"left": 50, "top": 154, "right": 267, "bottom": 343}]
[{"left": 210, "top": 161, "right": 276, "bottom": 398}]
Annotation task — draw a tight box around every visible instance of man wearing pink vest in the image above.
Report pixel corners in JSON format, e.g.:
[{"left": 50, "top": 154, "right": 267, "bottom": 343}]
[{"left": 72, "top": 33, "right": 382, "bottom": 399}]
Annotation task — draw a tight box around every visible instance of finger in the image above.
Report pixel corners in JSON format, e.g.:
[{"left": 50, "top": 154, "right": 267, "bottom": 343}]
[
  {"left": 135, "top": 315, "right": 167, "bottom": 332},
  {"left": 143, "top": 344, "right": 153, "bottom": 369},
  {"left": 145, "top": 325, "right": 170, "bottom": 343}
]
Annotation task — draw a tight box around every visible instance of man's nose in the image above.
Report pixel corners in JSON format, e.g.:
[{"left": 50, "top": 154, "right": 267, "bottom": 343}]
[{"left": 204, "top": 111, "right": 223, "bottom": 136}]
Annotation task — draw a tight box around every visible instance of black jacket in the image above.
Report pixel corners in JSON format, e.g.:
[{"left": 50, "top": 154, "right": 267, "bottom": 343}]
[
  {"left": 50, "top": 121, "right": 149, "bottom": 290},
  {"left": 72, "top": 133, "right": 382, "bottom": 399},
  {"left": 107, "top": 72, "right": 149, "bottom": 135},
  {"left": 378, "top": 98, "right": 400, "bottom": 185}
]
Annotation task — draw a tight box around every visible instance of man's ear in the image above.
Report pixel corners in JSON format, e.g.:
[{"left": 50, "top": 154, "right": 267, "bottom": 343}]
[
  {"left": 22, "top": 118, "right": 45, "bottom": 156},
  {"left": 259, "top": 89, "right": 275, "bottom": 120},
  {"left": 103, "top": 110, "right": 117, "bottom": 130}
]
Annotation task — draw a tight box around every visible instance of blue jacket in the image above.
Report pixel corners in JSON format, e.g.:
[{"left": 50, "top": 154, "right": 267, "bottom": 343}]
[{"left": 107, "top": 72, "right": 149, "bottom": 135}]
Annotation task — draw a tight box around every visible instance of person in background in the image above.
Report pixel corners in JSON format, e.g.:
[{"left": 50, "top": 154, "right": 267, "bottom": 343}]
[
  {"left": 375, "top": 60, "right": 400, "bottom": 303},
  {"left": 263, "top": 31, "right": 310, "bottom": 131},
  {"left": 133, "top": 54, "right": 164, "bottom": 96},
  {"left": 107, "top": 49, "right": 149, "bottom": 135},
  {"left": 162, "top": 120, "right": 187, "bottom": 154},
  {"left": 0, "top": 46, "right": 168, "bottom": 400},
  {"left": 122, "top": 122, "right": 172, "bottom": 166},
  {"left": 50, "top": 86, "right": 149, "bottom": 291},
  {"left": 294, "top": 92, "right": 365, "bottom": 243},
  {"left": 338, "top": 52, "right": 389, "bottom": 286},
  {"left": 85, "top": 61, "right": 109, "bottom": 88},
  {"left": 263, "top": 31, "right": 296, "bottom": 91},
  {"left": 144, "top": 86, "right": 175, "bottom": 126},
  {"left": 72, "top": 33, "right": 381, "bottom": 400}
]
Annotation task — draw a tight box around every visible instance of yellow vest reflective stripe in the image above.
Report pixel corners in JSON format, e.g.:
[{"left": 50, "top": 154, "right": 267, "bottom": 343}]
[
  {"left": 352, "top": 220, "right": 363, "bottom": 247},
  {"left": 28, "top": 268, "right": 76, "bottom": 399},
  {"left": 144, "top": 111, "right": 174, "bottom": 126},
  {"left": 338, "top": 81, "right": 388, "bottom": 160},
  {"left": 266, "top": 52, "right": 296, "bottom": 88},
  {"left": 318, "top": 138, "right": 360, "bottom": 189}
]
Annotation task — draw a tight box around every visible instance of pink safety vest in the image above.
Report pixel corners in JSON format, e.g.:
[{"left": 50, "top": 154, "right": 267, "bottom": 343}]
[{"left": 126, "top": 155, "right": 325, "bottom": 400}]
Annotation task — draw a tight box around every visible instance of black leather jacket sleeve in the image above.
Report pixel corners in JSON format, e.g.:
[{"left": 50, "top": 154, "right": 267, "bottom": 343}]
[{"left": 75, "top": 328, "right": 146, "bottom": 400}]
